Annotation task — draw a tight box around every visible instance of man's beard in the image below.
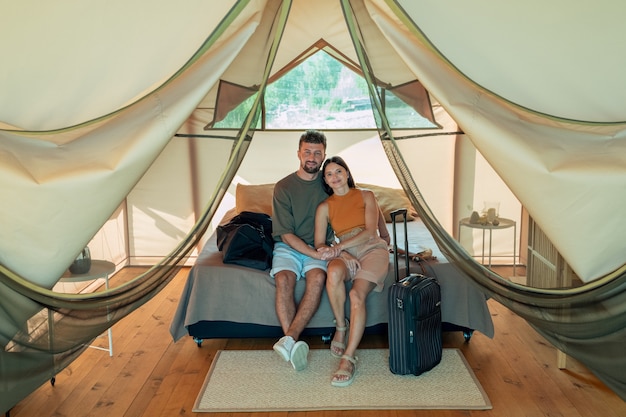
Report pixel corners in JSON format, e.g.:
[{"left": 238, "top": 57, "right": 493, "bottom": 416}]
[{"left": 302, "top": 162, "right": 320, "bottom": 174}]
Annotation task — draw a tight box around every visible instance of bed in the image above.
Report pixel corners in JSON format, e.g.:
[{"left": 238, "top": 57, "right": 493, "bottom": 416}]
[{"left": 169, "top": 183, "right": 494, "bottom": 345}]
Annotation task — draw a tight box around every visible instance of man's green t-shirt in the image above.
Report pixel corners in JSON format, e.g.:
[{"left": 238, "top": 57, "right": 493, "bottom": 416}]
[{"left": 272, "top": 172, "right": 333, "bottom": 246}]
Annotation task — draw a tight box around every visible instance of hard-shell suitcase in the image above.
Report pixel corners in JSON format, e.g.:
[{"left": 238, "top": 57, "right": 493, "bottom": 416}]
[{"left": 387, "top": 208, "right": 443, "bottom": 375}]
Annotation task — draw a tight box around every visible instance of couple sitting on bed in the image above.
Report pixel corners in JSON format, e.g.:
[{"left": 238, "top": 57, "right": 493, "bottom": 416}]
[{"left": 270, "top": 129, "right": 390, "bottom": 387}]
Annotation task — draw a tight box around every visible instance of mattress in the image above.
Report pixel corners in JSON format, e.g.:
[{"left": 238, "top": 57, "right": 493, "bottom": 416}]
[{"left": 170, "top": 218, "right": 494, "bottom": 341}]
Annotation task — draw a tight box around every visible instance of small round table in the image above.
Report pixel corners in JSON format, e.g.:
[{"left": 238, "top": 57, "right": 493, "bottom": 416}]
[
  {"left": 60, "top": 260, "right": 116, "bottom": 356},
  {"left": 458, "top": 217, "right": 517, "bottom": 276}
]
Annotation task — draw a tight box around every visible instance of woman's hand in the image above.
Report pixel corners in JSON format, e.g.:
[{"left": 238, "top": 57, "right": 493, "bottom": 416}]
[{"left": 340, "top": 251, "right": 361, "bottom": 277}]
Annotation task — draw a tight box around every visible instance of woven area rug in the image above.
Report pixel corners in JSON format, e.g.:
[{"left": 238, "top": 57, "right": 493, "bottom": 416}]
[{"left": 193, "top": 348, "right": 491, "bottom": 412}]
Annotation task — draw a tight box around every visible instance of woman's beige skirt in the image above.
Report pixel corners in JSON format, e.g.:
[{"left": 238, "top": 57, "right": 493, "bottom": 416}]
[{"left": 337, "top": 228, "right": 389, "bottom": 292}]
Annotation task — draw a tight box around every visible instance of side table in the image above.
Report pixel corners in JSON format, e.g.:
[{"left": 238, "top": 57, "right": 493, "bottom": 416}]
[
  {"left": 59, "top": 259, "right": 116, "bottom": 356},
  {"left": 458, "top": 217, "right": 517, "bottom": 276}
]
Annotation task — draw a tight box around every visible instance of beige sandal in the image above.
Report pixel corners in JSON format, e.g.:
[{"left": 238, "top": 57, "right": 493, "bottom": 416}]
[
  {"left": 331, "top": 354, "right": 358, "bottom": 387},
  {"left": 330, "top": 318, "right": 349, "bottom": 358}
]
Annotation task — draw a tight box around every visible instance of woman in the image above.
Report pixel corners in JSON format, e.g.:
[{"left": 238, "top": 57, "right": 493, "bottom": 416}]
[{"left": 314, "top": 156, "right": 389, "bottom": 387}]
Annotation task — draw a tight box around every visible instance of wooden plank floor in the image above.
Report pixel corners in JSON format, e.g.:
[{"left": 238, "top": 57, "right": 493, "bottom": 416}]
[{"left": 10, "top": 266, "right": 626, "bottom": 417}]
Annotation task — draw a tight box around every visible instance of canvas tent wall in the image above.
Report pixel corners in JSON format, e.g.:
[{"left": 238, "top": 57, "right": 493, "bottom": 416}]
[
  {"left": 103, "top": 130, "right": 517, "bottom": 267},
  {"left": 1, "top": 0, "right": 626, "bottom": 412}
]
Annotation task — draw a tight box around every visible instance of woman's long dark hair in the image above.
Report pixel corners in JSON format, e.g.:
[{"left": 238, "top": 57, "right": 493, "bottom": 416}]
[{"left": 321, "top": 156, "right": 356, "bottom": 195}]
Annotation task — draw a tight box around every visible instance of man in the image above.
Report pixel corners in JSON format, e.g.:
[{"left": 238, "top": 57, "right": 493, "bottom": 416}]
[{"left": 270, "top": 129, "right": 335, "bottom": 371}]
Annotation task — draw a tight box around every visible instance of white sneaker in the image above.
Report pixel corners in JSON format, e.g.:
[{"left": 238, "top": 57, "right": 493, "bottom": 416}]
[
  {"left": 290, "top": 340, "right": 309, "bottom": 371},
  {"left": 273, "top": 336, "right": 295, "bottom": 362}
]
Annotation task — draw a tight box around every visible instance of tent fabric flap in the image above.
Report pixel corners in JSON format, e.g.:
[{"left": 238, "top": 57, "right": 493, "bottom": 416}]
[{"left": 0, "top": 0, "right": 265, "bottom": 412}]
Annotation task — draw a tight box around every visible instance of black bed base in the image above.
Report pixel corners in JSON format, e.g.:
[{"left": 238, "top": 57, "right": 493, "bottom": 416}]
[{"left": 187, "top": 321, "right": 473, "bottom": 346}]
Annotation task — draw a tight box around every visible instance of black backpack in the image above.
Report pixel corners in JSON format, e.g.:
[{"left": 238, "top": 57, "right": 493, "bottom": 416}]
[{"left": 216, "top": 211, "right": 274, "bottom": 270}]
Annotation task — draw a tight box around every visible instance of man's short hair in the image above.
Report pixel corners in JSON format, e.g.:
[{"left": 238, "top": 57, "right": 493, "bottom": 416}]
[{"left": 299, "top": 129, "right": 327, "bottom": 150}]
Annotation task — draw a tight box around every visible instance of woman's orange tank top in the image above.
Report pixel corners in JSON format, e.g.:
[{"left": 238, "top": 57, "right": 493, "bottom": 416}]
[{"left": 326, "top": 188, "right": 365, "bottom": 236}]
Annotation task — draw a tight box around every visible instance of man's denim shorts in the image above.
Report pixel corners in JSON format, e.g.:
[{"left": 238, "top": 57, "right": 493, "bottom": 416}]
[{"left": 270, "top": 242, "right": 328, "bottom": 279}]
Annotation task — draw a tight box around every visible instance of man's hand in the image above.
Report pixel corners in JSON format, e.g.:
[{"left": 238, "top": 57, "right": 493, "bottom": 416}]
[
  {"left": 317, "top": 245, "right": 342, "bottom": 260},
  {"left": 316, "top": 245, "right": 332, "bottom": 260}
]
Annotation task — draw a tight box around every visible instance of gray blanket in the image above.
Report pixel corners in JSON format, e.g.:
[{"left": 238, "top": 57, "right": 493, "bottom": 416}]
[{"left": 170, "top": 219, "right": 494, "bottom": 341}]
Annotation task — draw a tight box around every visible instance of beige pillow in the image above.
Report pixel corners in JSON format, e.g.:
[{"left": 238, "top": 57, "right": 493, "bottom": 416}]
[
  {"left": 235, "top": 182, "right": 416, "bottom": 222},
  {"left": 235, "top": 183, "right": 275, "bottom": 216},
  {"left": 357, "top": 183, "right": 418, "bottom": 222}
]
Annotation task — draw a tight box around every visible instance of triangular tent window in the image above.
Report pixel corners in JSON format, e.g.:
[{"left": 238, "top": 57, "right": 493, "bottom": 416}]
[{"left": 211, "top": 50, "right": 437, "bottom": 130}]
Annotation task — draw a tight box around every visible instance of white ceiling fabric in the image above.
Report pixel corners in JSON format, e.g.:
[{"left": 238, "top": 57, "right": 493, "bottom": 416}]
[
  {"left": 0, "top": 0, "right": 238, "bottom": 130},
  {"left": 396, "top": 0, "right": 626, "bottom": 122}
]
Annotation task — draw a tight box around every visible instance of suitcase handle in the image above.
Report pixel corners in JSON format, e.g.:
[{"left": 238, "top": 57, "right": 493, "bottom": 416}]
[
  {"left": 390, "top": 209, "right": 409, "bottom": 283},
  {"left": 390, "top": 208, "right": 407, "bottom": 220}
]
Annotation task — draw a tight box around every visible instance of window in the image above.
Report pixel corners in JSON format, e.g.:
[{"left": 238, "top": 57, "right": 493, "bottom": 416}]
[{"left": 213, "top": 51, "right": 437, "bottom": 130}]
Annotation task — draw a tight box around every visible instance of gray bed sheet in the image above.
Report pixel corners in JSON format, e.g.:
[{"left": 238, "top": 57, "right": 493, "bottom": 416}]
[{"left": 170, "top": 219, "right": 494, "bottom": 341}]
